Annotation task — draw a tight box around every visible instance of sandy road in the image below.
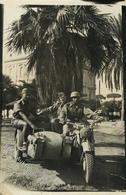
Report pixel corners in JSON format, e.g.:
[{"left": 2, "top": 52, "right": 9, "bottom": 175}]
[{"left": 0, "top": 121, "right": 126, "bottom": 191}]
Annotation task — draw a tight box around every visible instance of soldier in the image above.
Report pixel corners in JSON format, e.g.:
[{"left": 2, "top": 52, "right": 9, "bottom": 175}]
[
  {"left": 12, "top": 88, "right": 38, "bottom": 152},
  {"left": 38, "top": 92, "right": 67, "bottom": 133},
  {"left": 59, "top": 91, "right": 103, "bottom": 137}
]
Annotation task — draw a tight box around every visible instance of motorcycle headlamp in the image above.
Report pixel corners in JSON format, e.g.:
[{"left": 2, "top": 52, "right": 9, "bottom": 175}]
[{"left": 80, "top": 128, "right": 92, "bottom": 139}]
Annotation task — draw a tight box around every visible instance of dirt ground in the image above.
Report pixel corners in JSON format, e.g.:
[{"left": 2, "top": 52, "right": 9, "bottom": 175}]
[{"left": 0, "top": 121, "right": 126, "bottom": 192}]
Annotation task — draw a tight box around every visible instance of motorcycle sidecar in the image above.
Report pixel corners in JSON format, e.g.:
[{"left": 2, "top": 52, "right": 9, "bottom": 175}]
[{"left": 27, "top": 131, "right": 73, "bottom": 161}]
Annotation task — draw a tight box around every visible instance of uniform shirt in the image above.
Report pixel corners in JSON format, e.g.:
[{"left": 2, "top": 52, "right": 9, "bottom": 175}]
[
  {"left": 13, "top": 99, "right": 36, "bottom": 119},
  {"left": 59, "top": 101, "right": 100, "bottom": 125}
]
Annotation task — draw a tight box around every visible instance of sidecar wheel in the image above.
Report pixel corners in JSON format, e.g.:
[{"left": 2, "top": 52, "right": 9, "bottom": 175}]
[{"left": 83, "top": 152, "right": 94, "bottom": 184}]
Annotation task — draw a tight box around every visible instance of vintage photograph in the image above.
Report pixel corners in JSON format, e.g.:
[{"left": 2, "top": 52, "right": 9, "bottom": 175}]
[{"left": 1, "top": 0, "right": 126, "bottom": 193}]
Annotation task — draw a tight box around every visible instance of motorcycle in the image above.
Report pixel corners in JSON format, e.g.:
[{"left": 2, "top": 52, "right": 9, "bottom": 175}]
[{"left": 14, "top": 120, "right": 97, "bottom": 184}]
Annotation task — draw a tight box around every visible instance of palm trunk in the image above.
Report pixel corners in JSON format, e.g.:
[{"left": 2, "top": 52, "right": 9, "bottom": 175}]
[{"left": 35, "top": 65, "right": 44, "bottom": 106}]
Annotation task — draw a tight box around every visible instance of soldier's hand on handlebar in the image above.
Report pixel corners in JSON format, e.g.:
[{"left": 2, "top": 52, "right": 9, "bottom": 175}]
[{"left": 90, "top": 117, "right": 104, "bottom": 128}]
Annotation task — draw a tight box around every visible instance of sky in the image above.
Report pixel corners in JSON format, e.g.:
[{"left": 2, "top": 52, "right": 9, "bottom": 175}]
[
  {"left": 3, "top": 4, "right": 122, "bottom": 37},
  {"left": 3, "top": 0, "right": 123, "bottom": 30},
  {"left": 2, "top": 0, "right": 124, "bottom": 96}
]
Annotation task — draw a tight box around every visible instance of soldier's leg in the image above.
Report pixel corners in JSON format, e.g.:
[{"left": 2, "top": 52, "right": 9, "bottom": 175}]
[
  {"left": 51, "top": 118, "right": 57, "bottom": 131},
  {"left": 12, "top": 119, "right": 28, "bottom": 145},
  {"left": 16, "top": 120, "right": 28, "bottom": 143},
  {"left": 12, "top": 119, "right": 28, "bottom": 160},
  {"left": 51, "top": 118, "right": 63, "bottom": 133}
]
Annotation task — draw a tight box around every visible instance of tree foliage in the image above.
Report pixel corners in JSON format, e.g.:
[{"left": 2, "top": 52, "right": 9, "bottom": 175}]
[
  {"left": 103, "top": 15, "right": 122, "bottom": 90},
  {"left": 2, "top": 75, "right": 19, "bottom": 108},
  {"left": 6, "top": 5, "right": 120, "bottom": 103}
]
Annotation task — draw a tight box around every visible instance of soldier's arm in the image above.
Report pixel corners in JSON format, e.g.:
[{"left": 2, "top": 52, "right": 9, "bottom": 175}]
[
  {"left": 80, "top": 107, "right": 90, "bottom": 126},
  {"left": 37, "top": 103, "right": 58, "bottom": 115},
  {"left": 47, "top": 101, "right": 60, "bottom": 112},
  {"left": 84, "top": 107, "right": 103, "bottom": 121}
]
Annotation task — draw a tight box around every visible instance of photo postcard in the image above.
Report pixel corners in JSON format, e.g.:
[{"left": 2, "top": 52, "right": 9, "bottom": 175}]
[{"left": 0, "top": 0, "right": 126, "bottom": 194}]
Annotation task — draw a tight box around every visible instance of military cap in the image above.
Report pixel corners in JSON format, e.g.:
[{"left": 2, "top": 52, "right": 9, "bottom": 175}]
[{"left": 70, "top": 91, "right": 80, "bottom": 98}]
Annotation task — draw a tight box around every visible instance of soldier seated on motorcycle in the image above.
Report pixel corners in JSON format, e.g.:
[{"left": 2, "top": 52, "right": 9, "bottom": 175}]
[
  {"left": 38, "top": 92, "right": 67, "bottom": 133},
  {"left": 59, "top": 91, "right": 103, "bottom": 139},
  {"left": 12, "top": 88, "right": 38, "bottom": 152}
]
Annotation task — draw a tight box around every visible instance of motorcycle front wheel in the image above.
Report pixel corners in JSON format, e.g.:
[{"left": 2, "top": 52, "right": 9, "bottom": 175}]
[{"left": 83, "top": 152, "right": 94, "bottom": 184}]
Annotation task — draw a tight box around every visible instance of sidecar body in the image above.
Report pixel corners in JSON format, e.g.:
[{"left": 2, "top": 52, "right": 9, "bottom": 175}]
[{"left": 27, "top": 131, "right": 73, "bottom": 161}]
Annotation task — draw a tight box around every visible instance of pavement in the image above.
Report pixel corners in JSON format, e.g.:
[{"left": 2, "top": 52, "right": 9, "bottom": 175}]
[{"left": 94, "top": 121, "right": 125, "bottom": 135}]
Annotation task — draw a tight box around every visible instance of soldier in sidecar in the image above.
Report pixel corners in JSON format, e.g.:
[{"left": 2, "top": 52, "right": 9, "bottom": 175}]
[{"left": 38, "top": 92, "right": 67, "bottom": 133}]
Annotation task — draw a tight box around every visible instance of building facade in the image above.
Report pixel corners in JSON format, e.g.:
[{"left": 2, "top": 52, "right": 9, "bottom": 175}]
[
  {"left": 3, "top": 56, "right": 96, "bottom": 100},
  {"left": 3, "top": 56, "right": 35, "bottom": 85},
  {"left": 83, "top": 68, "right": 96, "bottom": 100}
]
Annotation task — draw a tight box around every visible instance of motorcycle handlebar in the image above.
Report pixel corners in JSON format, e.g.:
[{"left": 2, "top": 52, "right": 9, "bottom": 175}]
[
  {"left": 37, "top": 127, "right": 45, "bottom": 131},
  {"left": 90, "top": 117, "right": 103, "bottom": 128}
]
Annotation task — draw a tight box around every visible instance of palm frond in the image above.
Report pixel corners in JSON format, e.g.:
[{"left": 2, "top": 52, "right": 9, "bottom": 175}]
[{"left": 6, "top": 5, "right": 122, "bottom": 103}]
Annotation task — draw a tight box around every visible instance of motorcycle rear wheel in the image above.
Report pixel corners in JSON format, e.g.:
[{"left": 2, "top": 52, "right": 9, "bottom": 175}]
[{"left": 83, "top": 152, "right": 94, "bottom": 184}]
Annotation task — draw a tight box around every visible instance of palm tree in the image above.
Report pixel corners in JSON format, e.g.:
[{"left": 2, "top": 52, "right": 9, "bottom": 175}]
[
  {"left": 6, "top": 5, "right": 118, "bottom": 104},
  {"left": 102, "top": 15, "right": 123, "bottom": 120}
]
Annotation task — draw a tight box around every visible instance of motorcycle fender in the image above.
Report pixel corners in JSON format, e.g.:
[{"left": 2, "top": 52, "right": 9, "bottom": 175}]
[
  {"left": 62, "top": 143, "right": 72, "bottom": 159},
  {"left": 81, "top": 140, "right": 93, "bottom": 152}
]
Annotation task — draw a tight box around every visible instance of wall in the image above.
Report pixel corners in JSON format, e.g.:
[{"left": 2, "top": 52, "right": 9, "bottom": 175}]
[{"left": 3, "top": 57, "right": 35, "bottom": 85}]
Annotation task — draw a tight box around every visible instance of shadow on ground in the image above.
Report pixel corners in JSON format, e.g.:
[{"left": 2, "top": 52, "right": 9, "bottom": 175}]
[
  {"left": 33, "top": 155, "right": 126, "bottom": 191},
  {"left": 92, "top": 156, "right": 126, "bottom": 191}
]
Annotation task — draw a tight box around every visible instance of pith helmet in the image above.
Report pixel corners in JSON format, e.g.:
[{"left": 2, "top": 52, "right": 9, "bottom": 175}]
[{"left": 70, "top": 91, "right": 80, "bottom": 98}]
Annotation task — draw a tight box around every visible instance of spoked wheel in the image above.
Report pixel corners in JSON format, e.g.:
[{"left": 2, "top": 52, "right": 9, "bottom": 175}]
[
  {"left": 82, "top": 152, "right": 94, "bottom": 184},
  {"left": 14, "top": 129, "right": 23, "bottom": 160}
]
